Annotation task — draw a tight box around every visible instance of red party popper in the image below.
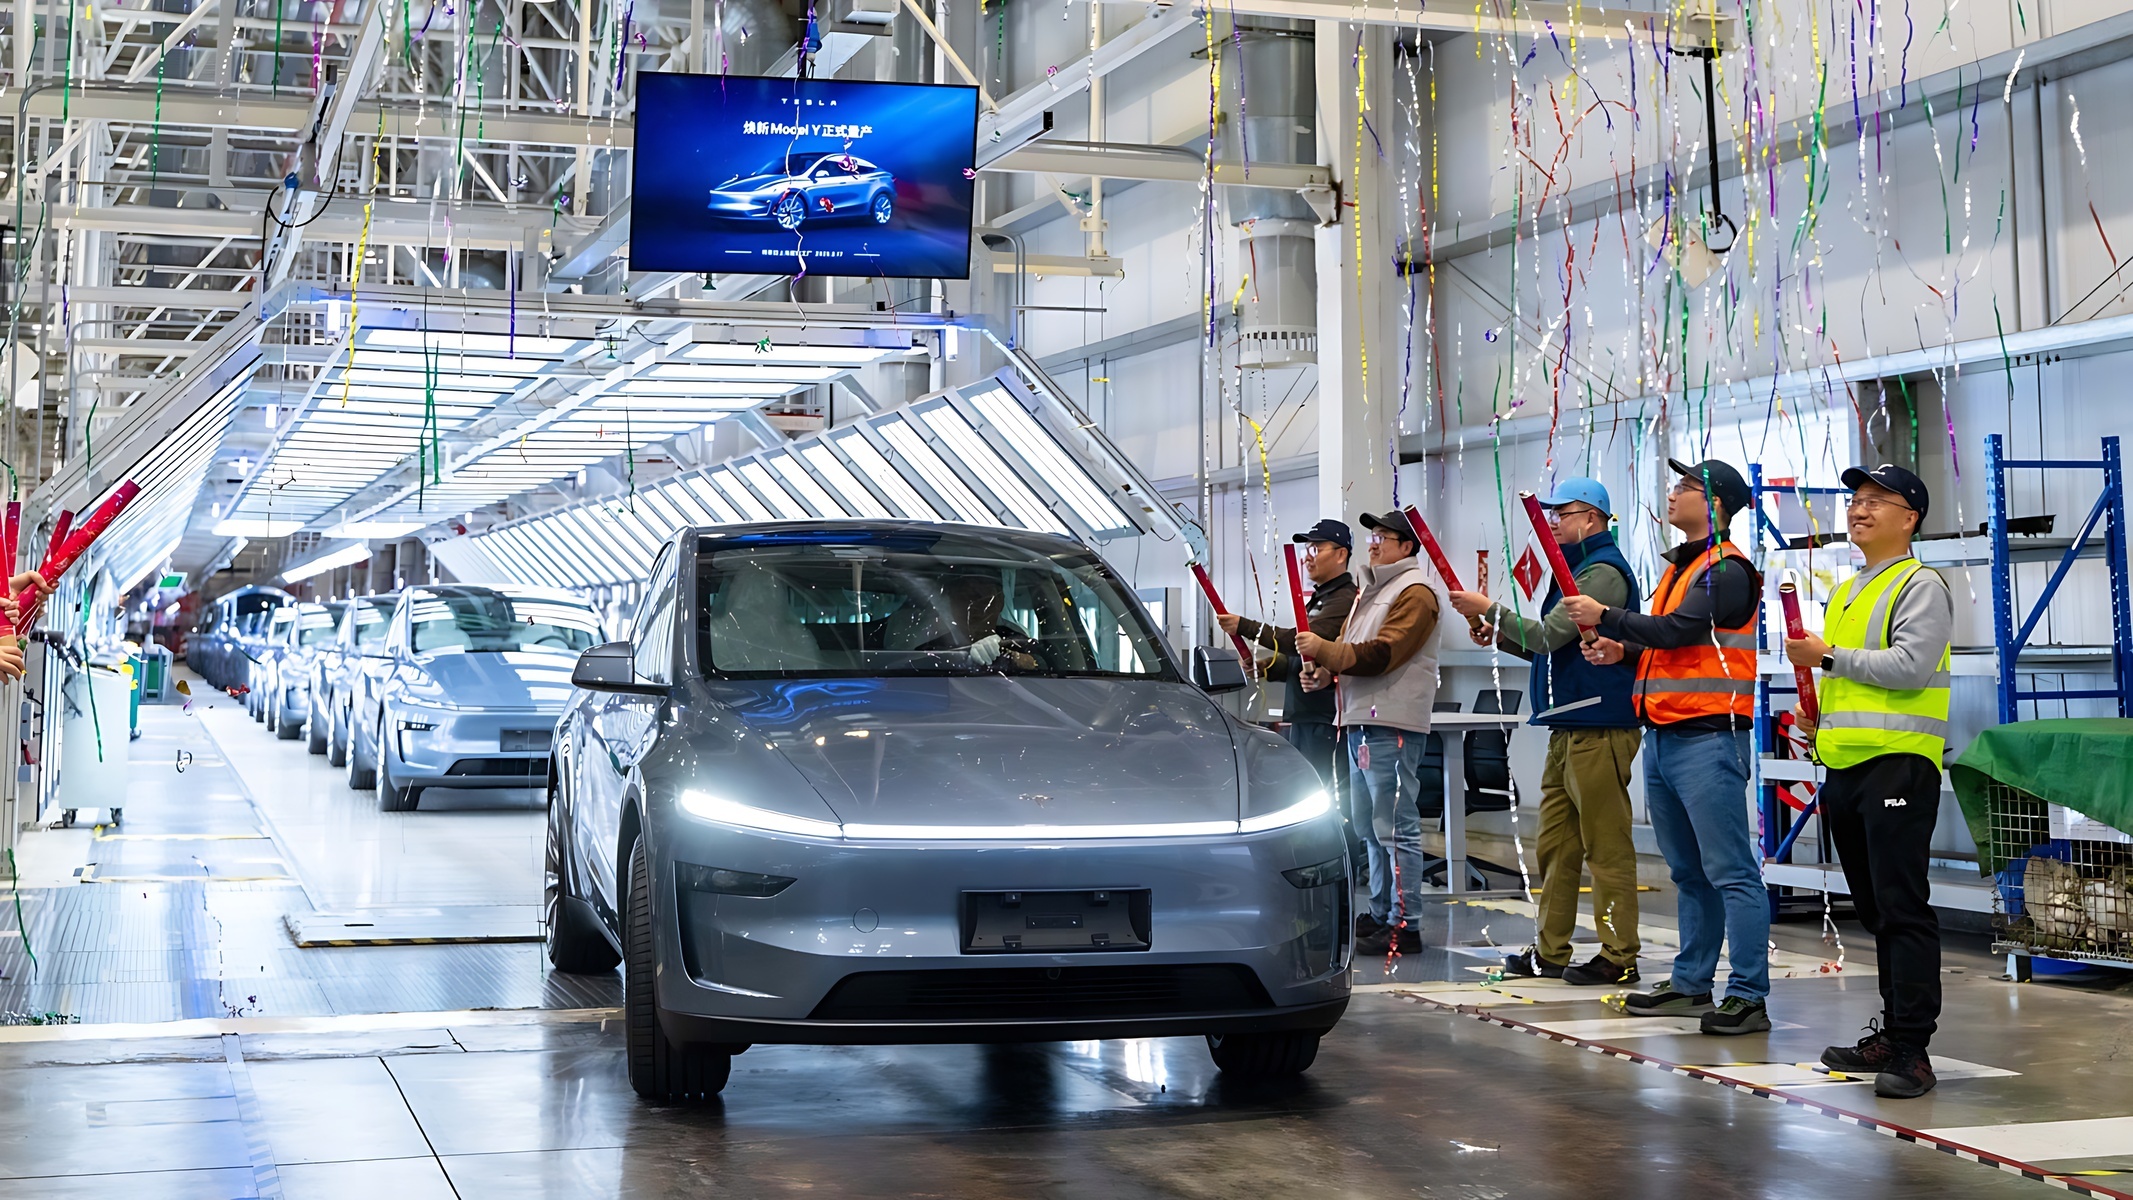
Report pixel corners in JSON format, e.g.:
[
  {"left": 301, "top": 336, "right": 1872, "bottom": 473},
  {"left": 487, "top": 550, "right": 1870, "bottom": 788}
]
[
  {"left": 1189, "top": 561, "right": 1255, "bottom": 663},
  {"left": 14, "top": 481, "right": 140, "bottom": 628},
  {"left": 1779, "top": 572, "right": 1820, "bottom": 726},
  {"left": 1401, "top": 505, "right": 1485, "bottom": 633},
  {"left": 1282, "top": 543, "right": 1313, "bottom": 663},
  {"left": 1519, "top": 492, "right": 1598, "bottom": 644},
  {"left": 0, "top": 502, "right": 15, "bottom": 639}
]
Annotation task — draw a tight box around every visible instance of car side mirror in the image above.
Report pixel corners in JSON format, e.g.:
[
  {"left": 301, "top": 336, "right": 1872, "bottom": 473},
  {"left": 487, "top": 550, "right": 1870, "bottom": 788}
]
[
  {"left": 573, "top": 641, "right": 663, "bottom": 695},
  {"left": 1190, "top": 644, "right": 1249, "bottom": 693}
]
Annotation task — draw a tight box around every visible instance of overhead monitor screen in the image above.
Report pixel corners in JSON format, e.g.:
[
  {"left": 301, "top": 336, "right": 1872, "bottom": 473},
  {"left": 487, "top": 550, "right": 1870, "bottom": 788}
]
[{"left": 631, "top": 73, "right": 980, "bottom": 280}]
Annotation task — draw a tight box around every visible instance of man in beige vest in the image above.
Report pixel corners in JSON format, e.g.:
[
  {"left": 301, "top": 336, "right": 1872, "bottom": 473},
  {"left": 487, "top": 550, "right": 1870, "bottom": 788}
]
[{"left": 1298, "top": 511, "right": 1446, "bottom": 956}]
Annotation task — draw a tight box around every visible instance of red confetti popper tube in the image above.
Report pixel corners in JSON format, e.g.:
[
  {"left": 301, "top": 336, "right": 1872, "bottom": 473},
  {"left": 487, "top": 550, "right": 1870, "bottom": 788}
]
[
  {"left": 1189, "top": 561, "right": 1255, "bottom": 663},
  {"left": 1779, "top": 573, "right": 1820, "bottom": 726},
  {"left": 0, "top": 502, "right": 14, "bottom": 639},
  {"left": 1519, "top": 492, "right": 1598, "bottom": 644},
  {"left": 1401, "top": 505, "right": 1484, "bottom": 632},
  {"left": 1282, "top": 544, "right": 1313, "bottom": 663},
  {"left": 16, "top": 481, "right": 141, "bottom": 628}
]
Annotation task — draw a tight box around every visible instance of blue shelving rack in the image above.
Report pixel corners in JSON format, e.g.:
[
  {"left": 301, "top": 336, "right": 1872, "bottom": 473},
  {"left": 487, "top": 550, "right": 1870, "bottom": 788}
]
[{"left": 1984, "top": 434, "right": 2133, "bottom": 723}]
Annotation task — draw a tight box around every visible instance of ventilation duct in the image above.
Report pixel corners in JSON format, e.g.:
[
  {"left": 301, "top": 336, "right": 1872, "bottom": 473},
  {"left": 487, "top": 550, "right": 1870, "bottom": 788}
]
[{"left": 1222, "top": 24, "right": 1316, "bottom": 368}]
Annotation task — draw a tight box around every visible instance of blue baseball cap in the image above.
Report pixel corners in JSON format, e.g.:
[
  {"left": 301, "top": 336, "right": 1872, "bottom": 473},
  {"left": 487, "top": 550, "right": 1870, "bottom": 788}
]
[{"left": 1538, "top": 477, "right": 1613, "bottom": 518}]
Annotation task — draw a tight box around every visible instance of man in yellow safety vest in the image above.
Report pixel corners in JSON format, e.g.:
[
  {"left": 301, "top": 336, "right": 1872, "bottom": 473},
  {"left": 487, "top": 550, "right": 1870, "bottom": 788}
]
[{"left": 1785, "top": 463, "right": 1953, "bottom": 1100}]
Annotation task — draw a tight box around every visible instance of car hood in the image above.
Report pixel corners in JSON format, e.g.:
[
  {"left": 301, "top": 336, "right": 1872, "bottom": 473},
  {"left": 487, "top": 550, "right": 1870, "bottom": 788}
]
[
  {"left": 414, "top": 650, "right": 580, "bottom": 712},
  {"left": 721, "top": 173, "right": 790, "bottom": 191},
  {"left": 691, "top": 677, "right": 1241, "bottom": 830}
]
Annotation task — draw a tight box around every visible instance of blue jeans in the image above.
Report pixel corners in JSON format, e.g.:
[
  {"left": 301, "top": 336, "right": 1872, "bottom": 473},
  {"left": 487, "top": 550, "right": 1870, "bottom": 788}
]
[
  {"left": 1644, "top": 727, "right": 1769, "bottom": 1003},
  {"left": 1347, "top": 725, "right": 1426, "bottom": 926}
]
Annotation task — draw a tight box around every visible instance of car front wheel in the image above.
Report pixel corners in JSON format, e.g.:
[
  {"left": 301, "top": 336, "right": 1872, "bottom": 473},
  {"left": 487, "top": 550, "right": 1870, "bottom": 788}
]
[
  {"left": 346, "top": 705, "right": 377, "bottom": 790},
  {"left": 870, "top": 190, "right": 893, "bottom": 225},
  {"left": 377, "top": 715, "right": 420, "bottom": 812},
  {"left": 772, "top": 191, "right": 806, "bottom": 231},
  {"left": 306, "top": 693, "right": 330, "bottom": 754},
  {"left": 327, "top": 700, "right": 349, "bottom": 767},
  {"left": 624, "top": 839, "right": 730, "bottom": 1102},
  {"left": 1206, "top": 1030, "right": 1322, "bottom": 1079}
]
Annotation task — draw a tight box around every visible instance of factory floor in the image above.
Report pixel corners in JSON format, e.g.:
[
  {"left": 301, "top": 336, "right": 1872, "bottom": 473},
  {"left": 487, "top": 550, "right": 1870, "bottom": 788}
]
[{"left": 3, "top": 683, "right": 2132, "bottom": 1198}]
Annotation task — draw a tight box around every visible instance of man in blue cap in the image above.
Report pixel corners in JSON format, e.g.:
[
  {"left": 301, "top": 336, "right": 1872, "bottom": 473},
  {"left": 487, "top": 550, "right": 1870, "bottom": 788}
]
[
  {"left": 1221, "top": 519, "right": 1361, "bottom": 867},
  {"left": 1448, "top": 478, "right": 1645, "bottom": 986}
]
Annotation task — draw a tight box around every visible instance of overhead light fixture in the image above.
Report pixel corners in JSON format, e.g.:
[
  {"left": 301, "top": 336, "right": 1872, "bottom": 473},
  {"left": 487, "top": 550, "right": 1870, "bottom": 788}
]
[
  {"left": 830, "top": 430, "right": 941, "bottom": 519},
  {"left": 912, "top": 404, "right": 1066, "bottom": 533},
  {"left": 799, "top": 444, "right": 891, "bottom": 518},
  {"left": 877, "top": 418, "right": 996, "bottom": 524},
  {"left": 281, "top": 541, "right": 371, "bottom": 584},
  {"left": 966, "top": 386, "right": 1134, "bottom": 534},
  {"left": 324, "top": 520, "right": 429, "bottom": 539},
  {"left": 214, "top": 517, "right": 303, "bottom": 538},
  {"left": 737, "top": 460, "right": 811, "bottom": 520},
  {"left": 762, "top": 451, "right": 852, "bottom": 518}
]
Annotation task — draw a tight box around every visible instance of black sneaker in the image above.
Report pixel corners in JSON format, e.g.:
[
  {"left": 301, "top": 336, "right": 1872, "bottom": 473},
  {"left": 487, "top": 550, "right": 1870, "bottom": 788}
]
[
  {"left": 1355, "top": 913, "right": 1387, "bottom": 940},
  {"left": 1700, "top": 996, "right": 1773, "bottom": 1036},
  {"left": 1502, "top": 947, "right": 1567, "bottom": 979},
  {"left": 1562, "top": 955, "right": 1641, "bottom": 987},
  {"left": 1622, "top": 981, "right": 1715, "bottom": 1017},
  {"left": 1821, "top": 1021, "right": 1899, "bottom": 1074},
  {"left": 1356, "top": 926, "right": 1422, "bottom": 956},
  {"left": 1875, "top": 1044, "right": 1937, "bottom": 1099}
]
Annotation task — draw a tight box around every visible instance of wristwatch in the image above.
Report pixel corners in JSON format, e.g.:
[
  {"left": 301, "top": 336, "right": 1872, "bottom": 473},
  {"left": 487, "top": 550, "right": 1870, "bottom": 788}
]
[{"left": 1819, "top": 653, "right": 1835, "bottom": 673}]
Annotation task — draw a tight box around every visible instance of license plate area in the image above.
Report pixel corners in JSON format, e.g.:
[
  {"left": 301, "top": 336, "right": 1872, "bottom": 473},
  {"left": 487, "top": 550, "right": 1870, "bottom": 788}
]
[
  {"left": 961, "top": 889, "right": 1151, "bottom": 954},
  {"left": 499, "top": 728, "right": 551, "bottom": 752}
]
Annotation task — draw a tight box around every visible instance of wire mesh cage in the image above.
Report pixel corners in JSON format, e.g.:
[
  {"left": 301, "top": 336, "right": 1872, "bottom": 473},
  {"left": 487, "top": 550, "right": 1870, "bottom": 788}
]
[{"left": 1985, "top": 781, "right": 2133, "bottom": 963}]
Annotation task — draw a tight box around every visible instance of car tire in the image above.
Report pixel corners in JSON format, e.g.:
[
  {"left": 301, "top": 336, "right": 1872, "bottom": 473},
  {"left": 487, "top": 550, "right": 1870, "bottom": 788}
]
[
  {"left": 377, "top": 717, "right": 420, "bottom": 811},
  {"left": 326, "top": 701, "right": 349, "bottom": 768},
  {"left": 264, "top": 687, "right": 277, "bottom": 732},
  {"left": 1206, "top": 1031, "right": 1322, "bottom": 1079},
  {"left": 772, "top": 191, "right": 807, "bottom": 231},
  {"left": 546, "top": 794, "right": 620, "bottom": 974},
  {"left": 624, "top": 839, "right": 730, "bottom": 1102},
  {"left": 870, "top": 190, "right": 893, "bottom": 225},
  {"left": 275, "top": 703, "right": 302, "bottom": 740},
  {"left": 306, "top": 696, "right": 329, "bottom": 755},
  {"left": 346, "top": 707, "right": 377, "bottom": 790}
]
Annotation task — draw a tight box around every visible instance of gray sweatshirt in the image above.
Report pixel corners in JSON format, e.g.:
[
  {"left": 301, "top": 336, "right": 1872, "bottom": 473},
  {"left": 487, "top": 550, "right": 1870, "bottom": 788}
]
[{"left": 1829, "top": 555, "right": 1954, "bottom": 688}]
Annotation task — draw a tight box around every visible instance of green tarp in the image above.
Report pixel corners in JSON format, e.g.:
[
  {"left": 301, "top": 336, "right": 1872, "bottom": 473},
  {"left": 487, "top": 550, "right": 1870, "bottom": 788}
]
[{"left": 1950, "top": 718, "right": 2133, "bottom": 874}]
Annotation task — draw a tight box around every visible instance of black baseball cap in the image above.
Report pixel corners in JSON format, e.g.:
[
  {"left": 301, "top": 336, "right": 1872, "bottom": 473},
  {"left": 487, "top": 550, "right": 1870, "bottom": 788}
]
[
  {"left": 1842, "top": 463, "right": 1931, "bottom": 520},
  {"left": 1666, "top": 457, "right": 1753, "bottom": 517},
  {"left": 1291, "top": 518, "right": 1353, "bottom": 551},
  {"left": 1358, "top": 510, "right": 1420, "bottom": 544}
]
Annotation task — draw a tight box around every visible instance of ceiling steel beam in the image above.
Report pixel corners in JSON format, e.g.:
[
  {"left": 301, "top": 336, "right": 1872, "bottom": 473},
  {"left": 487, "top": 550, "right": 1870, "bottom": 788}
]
[
  {"left": 986, "top": 140, "right": 1329, "bottom": 190},
  {"left": 1087, "top": 0, "right": 1728, "bottom": 46}
]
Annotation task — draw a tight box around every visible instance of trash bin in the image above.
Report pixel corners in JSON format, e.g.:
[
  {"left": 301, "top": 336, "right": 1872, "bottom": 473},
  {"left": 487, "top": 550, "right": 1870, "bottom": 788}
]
[{"left": 57, "top": 662, "right": 132, "bottom": 826}]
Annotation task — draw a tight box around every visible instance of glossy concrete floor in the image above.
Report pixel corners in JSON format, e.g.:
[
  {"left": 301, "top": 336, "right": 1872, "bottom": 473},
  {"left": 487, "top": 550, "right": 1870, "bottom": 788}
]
[{"left": 5, "top": 684, "right": 2133, "bottom": 1196}]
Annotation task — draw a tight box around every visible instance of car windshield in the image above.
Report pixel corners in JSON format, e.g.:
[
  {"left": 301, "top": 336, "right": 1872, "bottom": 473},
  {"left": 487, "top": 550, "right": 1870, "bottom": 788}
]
[
  {"left": 352, "top": 599, "right": 394, "bottom": 650},
  {"left": 748, "top": 152, "right": 828, "bottom": 178},
  {"left": 296, "top": 608, "right": 339, "bottom": 646},
  {"left": 408, "top": 589, "right": 601, "bottom": 656},
  {"left": 268, "top": 609, "right": 297, "bottom": 639},
  {"left": 694, "top": 532, "right": 1173, "bottom": 680}
]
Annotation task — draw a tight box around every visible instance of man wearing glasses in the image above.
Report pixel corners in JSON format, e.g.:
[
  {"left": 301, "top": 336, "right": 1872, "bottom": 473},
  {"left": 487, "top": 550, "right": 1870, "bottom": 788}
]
[
  {"left": 1297, "top": 511, "right": 1447, "bottom": 957},
  {"left": 1562, "top": 458, "right": 1769, "bottom": 1036},
  {"left": 1447, "top": 478, "right": 1645, "bottom": 987},
  {"left": 1220, "top": 520, "right": 1361, "bottom": 868},
  {"left": 1784, "top": 464, "right": 1952, "bottom": 1099}
]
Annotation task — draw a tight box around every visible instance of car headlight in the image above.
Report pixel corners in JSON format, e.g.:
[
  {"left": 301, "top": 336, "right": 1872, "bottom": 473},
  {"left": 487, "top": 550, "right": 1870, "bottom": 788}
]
[
  {"left": 678, "top": 790, "right": 843, "bottom": 839},
  {"left": 397, "top": 719, "right": 438, "bottom": 732},
  {"left": 1239, "top": 790, "right": 1333, "bottom": 834},
  {"left": 677, "top": 862, "right": 795, "bottom": 897}
]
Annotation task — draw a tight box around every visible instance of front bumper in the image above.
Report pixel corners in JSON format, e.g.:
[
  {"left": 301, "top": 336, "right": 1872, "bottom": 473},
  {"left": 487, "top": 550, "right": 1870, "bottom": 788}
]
[
  {"left": 648, "top": 812, "right": 1352, "bottom": 1046},
  {"left": 393, "top": 709, "right": 558, "bottom": 788}
]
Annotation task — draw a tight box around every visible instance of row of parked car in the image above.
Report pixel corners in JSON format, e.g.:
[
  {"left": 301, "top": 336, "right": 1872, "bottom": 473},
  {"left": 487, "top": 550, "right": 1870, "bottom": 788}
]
[{"left": 187, "top": 582, "right": 605, "bottom": 811}]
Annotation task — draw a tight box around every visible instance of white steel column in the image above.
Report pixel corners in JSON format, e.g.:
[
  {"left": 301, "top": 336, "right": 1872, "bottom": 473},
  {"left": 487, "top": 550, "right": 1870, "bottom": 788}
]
[{"left": 1313, "top": 21, "right": 1391, "bottom": 523}]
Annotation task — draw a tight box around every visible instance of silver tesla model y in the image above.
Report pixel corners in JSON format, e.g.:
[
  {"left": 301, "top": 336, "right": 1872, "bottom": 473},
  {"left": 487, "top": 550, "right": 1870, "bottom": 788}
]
[{"left": 546, "top": 522, "right": 1350, "bottom": 1102}]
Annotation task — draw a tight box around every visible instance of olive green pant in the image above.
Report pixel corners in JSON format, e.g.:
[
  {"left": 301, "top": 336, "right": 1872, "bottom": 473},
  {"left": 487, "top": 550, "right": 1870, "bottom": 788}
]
[{"left": 1534, "top": 727, "right": 1643, "bottom": 967}]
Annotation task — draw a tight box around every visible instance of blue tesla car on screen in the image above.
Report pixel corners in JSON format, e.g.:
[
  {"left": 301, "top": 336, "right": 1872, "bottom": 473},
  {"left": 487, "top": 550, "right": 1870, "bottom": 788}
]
[{"left": 705, "top": 151, "right": 896, "bottom": 231}]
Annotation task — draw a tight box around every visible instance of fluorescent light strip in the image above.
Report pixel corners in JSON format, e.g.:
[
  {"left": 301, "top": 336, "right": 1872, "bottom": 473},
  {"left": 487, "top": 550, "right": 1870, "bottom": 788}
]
[
  {"left": 654, "top": 481, "right": 719, "bottom": 525},
  {"left": 581, "top": 507, "right": 659, "bottom": 572},
  {"left": 966, "top": 387, "right": 1134, "bottom": 533},
  {"left": 508, "top": 526, "right": 590, "bottom": 588},
  {"left": 736, "top": 461, "right": 811, "bottom": 519},
  {"left": 552, "top": 510, "right": 633, "bottom": 581},
  {"left": 706, "top": 469, "right": 776, "bottom": 522},
  {"left": 877, "top": 418, "right": 996, "bottom": 525},
  {"left": 681, "top": 475, "right": 743, "bottom": 523},
  {"left": 481, "top": 530, "right": 553, "bottom": 586},
  {"left": 830, "top": 431, "right": 941, "bottom": 519},
  {"left": 840, "top": 820, "right": 1240, "bottom": 841},
  {"left": 632, "top": 487, "right": 694, "bottom": 533},
  {"left": 915, "top": 404, "right": 1066, "bottom": 534},
  {"left": 761, "top": 453, "right": 850, "bottom": 518},
  {"left": 359, "top": 329, "right": 582, "bottom": 356},
  {"left": 679, "top": 343, "right": 890, "bottom": 366},
  {"left": 799, "top": 444, "right": 890, "bottom": 518}
]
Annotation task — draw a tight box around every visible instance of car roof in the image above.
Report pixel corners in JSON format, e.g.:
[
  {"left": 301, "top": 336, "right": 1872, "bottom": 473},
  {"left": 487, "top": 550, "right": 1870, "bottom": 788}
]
[{"left": 689, "top": 519, "right": 1094, "bottom": 557}]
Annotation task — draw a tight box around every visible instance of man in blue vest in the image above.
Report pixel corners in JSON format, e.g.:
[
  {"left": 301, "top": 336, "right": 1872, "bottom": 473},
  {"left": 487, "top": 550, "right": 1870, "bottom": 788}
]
[
  {"left": 1448, "top": 478, "right": 1644, "bottom": 986},
  {"left": 1785, "top": 463, "right": 1953, "bottom": 1099}
]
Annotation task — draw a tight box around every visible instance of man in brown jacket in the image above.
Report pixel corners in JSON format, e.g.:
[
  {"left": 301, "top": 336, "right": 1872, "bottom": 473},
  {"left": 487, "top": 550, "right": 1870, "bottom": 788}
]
[{"left": 1296, "top": 511, "right": 1448, "bottom": 955}]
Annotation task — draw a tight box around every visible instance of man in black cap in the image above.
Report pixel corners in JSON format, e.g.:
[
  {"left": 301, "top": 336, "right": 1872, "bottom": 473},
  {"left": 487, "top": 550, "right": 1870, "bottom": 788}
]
[
  {"left": 1562, "top": 457, "right": 1770, "bottom": 1036},
  {"left": 1295, "top": 510, "right": 1448, "bottom": 956},
  {"left": 1221, "top": 519, "right": 1360, "bottom": 862},
  {"left": 1784, "top": 463, "right": 1952, "bottom": 1099}
]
